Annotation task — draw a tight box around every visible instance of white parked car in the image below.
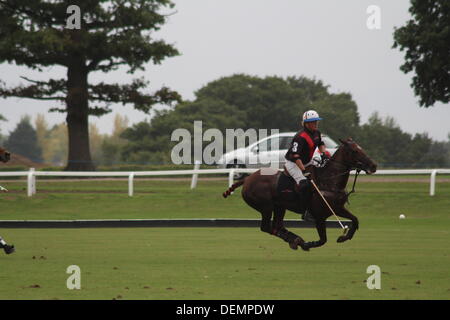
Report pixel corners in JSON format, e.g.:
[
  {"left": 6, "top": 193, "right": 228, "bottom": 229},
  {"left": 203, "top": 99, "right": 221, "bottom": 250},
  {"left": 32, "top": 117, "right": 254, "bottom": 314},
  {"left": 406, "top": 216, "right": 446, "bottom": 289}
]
[{"left": 216, "top": 132, "right": 338, "bottom": 179}]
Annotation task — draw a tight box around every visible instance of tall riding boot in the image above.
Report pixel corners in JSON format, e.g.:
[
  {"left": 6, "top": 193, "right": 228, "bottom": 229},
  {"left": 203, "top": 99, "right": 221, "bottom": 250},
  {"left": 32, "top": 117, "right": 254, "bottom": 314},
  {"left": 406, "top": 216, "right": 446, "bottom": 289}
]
[{"left": 294, "top": 180, "right": 315, "bottom": 222}]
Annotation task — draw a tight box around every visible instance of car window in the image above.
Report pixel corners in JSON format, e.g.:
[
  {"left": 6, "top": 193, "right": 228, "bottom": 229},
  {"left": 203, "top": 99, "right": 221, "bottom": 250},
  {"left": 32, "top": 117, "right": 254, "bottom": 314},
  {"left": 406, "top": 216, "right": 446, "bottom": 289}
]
[
  {"left": 279, "top": 136, "right": 292, "bottom": 150},
  {"left": 252, "top": 139, "right": 268, "bottom": 152},
  {"left": 253, "top": 137, "right": 282, "bottom": 152},
  {"left": 268, "top": 137, "right": 281, "bottom": 151},
  {"left": 322, "top": 136, "right": 338, "bottom": 149}
]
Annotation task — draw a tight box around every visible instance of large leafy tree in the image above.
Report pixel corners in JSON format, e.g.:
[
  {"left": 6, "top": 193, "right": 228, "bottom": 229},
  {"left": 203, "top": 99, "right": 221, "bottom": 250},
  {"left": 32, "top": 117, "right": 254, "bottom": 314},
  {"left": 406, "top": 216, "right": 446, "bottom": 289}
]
[
  {"left": 194, "top": 74, "right": 360, "bottom": 139},
  {"left": 393, "top": 0, "right": 450, "bottom": 107},
  {"left": 121, "top": 98, "right": 247, "bottom": 164},
  {"left": 121, "top": 74, "right": 361, "bottom": 164},
  {"left": 0, "top": 0, "right": 181, "bottom": 170}
]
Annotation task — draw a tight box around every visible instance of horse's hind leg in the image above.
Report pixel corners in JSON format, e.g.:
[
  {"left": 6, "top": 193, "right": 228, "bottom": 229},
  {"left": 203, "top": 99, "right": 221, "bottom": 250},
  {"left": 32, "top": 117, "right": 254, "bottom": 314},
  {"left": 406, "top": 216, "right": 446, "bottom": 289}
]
[
  {"left": 243, "top": 186, "right": 307, "bottom": 250},
  {"left": 258, "top": 207, "right": 273, "bottom": 235},
  {"left": 243, "top": 196, "right": 273, "bottom": 235},
  {"left": 256, "top": 205, "right": 304, "bottom": 251},
  {"left": 271, "top": 205, "right": 286, "bottom": 234},
  {"left": 271, "top": 206, "right": 308, "bottom": 251}
]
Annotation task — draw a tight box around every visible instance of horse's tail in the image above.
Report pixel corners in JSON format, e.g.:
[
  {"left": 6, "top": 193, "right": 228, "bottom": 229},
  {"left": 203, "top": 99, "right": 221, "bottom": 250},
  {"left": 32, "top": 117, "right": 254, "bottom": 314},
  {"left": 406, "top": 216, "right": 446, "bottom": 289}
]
[{"left": 222, "top": 179, "right": 245, "bottom": 198}]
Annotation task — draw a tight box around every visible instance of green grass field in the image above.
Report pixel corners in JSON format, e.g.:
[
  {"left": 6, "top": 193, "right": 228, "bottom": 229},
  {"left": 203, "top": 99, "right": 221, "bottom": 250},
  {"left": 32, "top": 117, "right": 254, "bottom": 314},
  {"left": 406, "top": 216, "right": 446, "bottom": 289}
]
[{"left": 0, "top": 177, "right": 449, "bottom": 300}]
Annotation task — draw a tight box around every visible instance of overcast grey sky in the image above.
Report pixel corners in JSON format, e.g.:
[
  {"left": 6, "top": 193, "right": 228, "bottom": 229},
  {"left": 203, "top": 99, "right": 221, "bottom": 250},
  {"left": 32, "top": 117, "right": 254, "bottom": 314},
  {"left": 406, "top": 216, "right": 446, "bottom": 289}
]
[{"left": 1, "top": 0, "right": 449, "bottom": 141}]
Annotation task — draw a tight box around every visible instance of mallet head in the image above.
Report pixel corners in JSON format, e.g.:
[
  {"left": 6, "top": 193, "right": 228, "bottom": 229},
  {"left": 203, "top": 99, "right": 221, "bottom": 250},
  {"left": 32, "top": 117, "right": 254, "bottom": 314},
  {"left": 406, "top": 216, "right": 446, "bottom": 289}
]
[{"left": 343, "top": 225, "right": 349, "bottom": 235}]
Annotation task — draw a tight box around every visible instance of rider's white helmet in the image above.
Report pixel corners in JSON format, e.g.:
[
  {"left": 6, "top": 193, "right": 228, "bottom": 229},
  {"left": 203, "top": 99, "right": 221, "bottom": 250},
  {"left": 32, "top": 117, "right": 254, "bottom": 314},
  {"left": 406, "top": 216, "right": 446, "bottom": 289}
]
[{"left": 302, "top": 110, "right": 322, "bottom": 124}]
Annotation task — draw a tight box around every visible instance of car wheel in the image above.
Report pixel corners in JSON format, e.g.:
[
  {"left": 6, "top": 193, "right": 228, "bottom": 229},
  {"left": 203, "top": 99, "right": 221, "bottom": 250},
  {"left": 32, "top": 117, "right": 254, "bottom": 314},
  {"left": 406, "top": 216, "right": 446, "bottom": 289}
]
[{"left": 226, "top": 162, "right": 247, "bottom": 180}]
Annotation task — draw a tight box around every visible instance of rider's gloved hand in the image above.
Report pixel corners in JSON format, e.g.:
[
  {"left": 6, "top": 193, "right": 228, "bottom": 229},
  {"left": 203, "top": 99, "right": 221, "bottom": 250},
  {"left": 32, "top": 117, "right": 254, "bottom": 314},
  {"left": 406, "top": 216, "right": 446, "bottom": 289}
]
[{"left": 311, "top": 155, "right": 322, "bottom": 167}]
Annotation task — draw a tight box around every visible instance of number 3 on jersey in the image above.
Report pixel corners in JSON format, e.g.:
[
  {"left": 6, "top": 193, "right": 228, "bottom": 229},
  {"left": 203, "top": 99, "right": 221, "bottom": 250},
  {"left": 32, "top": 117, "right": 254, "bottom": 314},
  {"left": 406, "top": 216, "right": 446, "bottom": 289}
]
[{"left": 292, "top": 142, "right": 298, "bottom": 152}]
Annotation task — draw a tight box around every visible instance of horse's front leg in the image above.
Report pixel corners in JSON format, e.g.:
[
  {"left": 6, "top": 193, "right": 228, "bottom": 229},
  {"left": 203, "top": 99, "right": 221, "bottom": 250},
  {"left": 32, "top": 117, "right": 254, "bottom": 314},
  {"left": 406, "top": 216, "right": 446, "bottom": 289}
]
[
  {"left": 335, "top": 207, "right": 359, "bottom": 243},
  {"left": 303, "top": 219, "right": 327, "bottom": 250},
  {"left": 271, "top": 206, "right": 309, "bottom": 251}
]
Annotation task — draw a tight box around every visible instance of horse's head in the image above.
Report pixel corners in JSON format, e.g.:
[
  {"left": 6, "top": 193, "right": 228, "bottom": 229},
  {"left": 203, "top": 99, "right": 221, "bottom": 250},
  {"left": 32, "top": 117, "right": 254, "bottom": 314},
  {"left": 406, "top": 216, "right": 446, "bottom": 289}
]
[
  {"left": 337, "top": 138, "right": 377, "bottom": 175},
  {"left": 0, "top": 147, "right": 11, "bottom": 163}
]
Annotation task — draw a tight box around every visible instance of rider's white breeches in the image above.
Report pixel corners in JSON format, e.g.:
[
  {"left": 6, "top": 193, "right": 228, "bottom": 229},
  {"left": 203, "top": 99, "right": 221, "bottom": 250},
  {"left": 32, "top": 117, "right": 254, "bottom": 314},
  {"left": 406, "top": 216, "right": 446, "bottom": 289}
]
[{"left": 285, "top": 160, "right": 307, "bottom": 184}]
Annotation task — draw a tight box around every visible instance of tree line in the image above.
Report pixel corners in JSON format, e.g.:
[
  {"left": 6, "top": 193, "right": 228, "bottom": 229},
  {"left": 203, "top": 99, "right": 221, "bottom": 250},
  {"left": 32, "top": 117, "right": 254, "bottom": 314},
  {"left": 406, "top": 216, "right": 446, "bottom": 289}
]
[
  {"left": 0, "top": 113, "right": 128, "bottom": 167},
  {"left": 1, "top": 74, "right": 449, "bottom": 168}
]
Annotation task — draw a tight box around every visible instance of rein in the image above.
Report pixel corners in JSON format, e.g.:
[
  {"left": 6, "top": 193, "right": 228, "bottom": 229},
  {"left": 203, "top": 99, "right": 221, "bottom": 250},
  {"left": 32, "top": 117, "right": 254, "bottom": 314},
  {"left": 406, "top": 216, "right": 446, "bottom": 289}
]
[
  {"left": 313, "top": 141, "right": 370, "bottom": 202},
  {"left": 316, "top": 160, "right": 362, "bottom": 202},
  {"left": 346, "top": 168, "right": 361, "bottom": 200}
]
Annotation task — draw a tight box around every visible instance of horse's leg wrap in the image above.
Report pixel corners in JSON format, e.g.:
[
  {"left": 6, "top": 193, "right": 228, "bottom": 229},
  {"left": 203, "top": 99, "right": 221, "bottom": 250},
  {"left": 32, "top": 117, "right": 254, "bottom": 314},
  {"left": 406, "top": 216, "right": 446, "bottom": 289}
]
[
  {"left": 272, "top": 228, "right": 297, "bottom": 243},
  {"left": 271, "top": 228, "right": 308, "bottom": 250}
]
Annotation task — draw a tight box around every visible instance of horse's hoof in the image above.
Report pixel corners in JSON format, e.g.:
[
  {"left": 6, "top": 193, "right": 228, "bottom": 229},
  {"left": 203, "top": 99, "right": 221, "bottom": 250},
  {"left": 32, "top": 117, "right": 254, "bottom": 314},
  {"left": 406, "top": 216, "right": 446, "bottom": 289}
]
[
  {"left": 337, "top": 236, "right": 347, "bottom": 243},
  {"left": 289, "top": 237, "right": 305, "bottom": 251},
  {"left": 295, "top": 237, "right": 310, "bottom": 251},
  {"left": 4, "top": 245, "right": 15, "bottom": 254},
  {"left": 300, "top": 241, "right": 309, "bottom": 251}
]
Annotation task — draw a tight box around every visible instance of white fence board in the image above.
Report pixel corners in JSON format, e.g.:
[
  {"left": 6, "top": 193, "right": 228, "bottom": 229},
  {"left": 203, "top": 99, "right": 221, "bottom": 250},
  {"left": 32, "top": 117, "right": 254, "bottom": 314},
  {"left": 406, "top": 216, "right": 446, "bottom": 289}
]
[{"left": 0, "top": 167, "right": 449, "bottom": 197}]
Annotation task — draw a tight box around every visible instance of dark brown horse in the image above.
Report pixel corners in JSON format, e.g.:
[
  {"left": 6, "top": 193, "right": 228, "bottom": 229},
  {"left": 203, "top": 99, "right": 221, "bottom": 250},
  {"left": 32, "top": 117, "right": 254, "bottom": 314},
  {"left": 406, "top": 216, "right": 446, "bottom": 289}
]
[
  {"left": 0, "top": 146, "right": 14, "bottom": 254},
  {"left": 223, "top": 138, "right": 377, "bottom": 251},
  {"left": 0, "top": 147, "right": 10, "bottom": 163}
]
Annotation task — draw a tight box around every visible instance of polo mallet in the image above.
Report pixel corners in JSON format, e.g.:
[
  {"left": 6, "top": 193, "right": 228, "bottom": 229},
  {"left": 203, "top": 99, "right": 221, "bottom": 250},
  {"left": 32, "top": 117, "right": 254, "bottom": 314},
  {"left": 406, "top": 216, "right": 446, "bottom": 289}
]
[{"left": 309, "top": 178, "right": 348, "bottom": 235}]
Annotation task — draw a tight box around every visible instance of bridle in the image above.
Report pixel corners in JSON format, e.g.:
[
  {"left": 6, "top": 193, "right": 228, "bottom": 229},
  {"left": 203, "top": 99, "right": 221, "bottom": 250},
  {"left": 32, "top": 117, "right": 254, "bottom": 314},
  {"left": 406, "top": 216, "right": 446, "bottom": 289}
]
[
  {"left": 315, "top": 145, "right": 368, "bottom": 200},
  {"left": 318, "top": 163, "right": 361, "bottom": 198}
]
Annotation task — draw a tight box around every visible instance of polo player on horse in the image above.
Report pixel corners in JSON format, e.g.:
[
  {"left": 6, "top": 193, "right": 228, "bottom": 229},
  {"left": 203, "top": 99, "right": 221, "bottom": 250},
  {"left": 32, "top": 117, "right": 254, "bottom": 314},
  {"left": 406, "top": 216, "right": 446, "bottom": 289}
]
[
  {"left": 223, "top": 113, "right": 377, "bottom": 251},
  {"left": 0, "top": 147, "right": 15, "bottom": 254},
  {"left": 284, "top": 110, "right": 330, "bottom": 221}
]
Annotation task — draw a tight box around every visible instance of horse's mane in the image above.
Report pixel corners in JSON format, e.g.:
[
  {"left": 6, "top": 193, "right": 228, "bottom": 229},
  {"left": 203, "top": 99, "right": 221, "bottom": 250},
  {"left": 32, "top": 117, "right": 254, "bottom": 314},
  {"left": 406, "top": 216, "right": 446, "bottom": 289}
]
[{"left": 322, "top": 142, "right": 345, "bottom": 169}]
